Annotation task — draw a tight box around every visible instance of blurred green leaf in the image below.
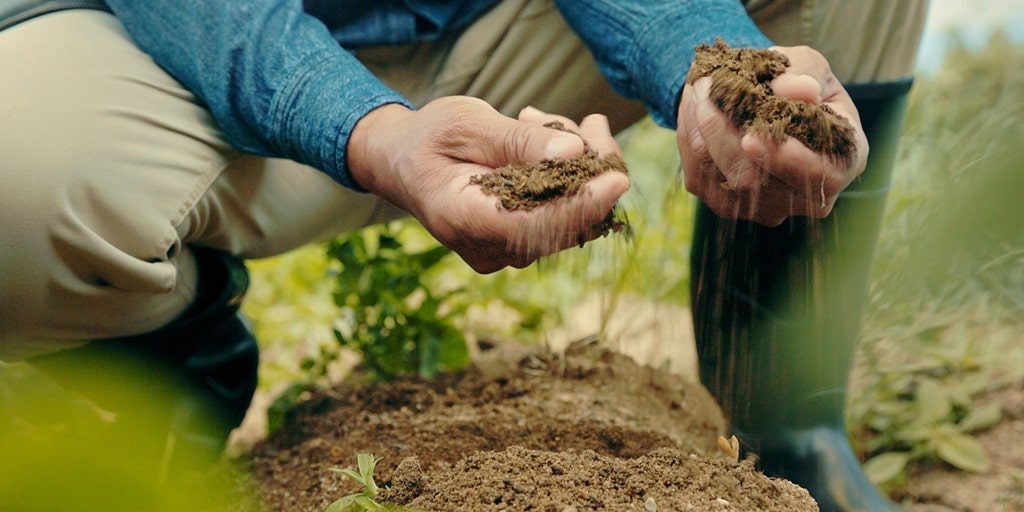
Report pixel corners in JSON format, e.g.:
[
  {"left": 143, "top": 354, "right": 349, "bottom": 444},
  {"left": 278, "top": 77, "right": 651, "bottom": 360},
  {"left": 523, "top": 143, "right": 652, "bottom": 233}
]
[
  {"left": 915, "top": 377, "right": 952, "bottom": 424},
  {"left": 957, "top": 403, "right": 1003, "bottom": 433},
  {"left": 863, "top": 451, "right": 911, "bottom": 485},
  {"left": 267, "top": 382, "right": 313, "bottom": 435},
  {"left": 935, "top": 430, "right": 991, "bottom": 473}
]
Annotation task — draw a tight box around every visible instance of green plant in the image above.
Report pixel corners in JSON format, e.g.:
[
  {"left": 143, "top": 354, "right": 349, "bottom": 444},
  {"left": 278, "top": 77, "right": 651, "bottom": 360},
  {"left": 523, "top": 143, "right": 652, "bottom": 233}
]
[
  {"left": 243, "top": 244, "right": 341, "bottom": 389},
  {"left": 328, "top": 223, "right": 470, "bottom": 380},
  {"left": 853, "top": 321, "right": 1002, "bottom": 485},
  {"left": 324, "top": 453, "right": 382, "bottom": 512},
  {"left": 849, "top": 32, "right": 1024, "bottom": 489}
]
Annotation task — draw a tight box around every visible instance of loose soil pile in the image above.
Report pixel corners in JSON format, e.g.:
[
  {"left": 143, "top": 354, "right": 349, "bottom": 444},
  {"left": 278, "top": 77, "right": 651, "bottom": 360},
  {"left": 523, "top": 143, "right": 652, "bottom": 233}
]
[{"left": 246, "top": 341, "right": 817, "bottom": 511}]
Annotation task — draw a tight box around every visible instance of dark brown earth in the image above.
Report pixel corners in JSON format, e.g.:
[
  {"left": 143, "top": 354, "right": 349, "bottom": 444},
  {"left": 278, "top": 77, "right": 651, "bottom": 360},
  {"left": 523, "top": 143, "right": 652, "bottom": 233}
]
[
  {"left": 687, "top": 38, "right": 857, "bottom": 162},
  {"left": 470, "top": 121, "right": 630, "bottom": 239},
  {"left": 470, "top": 121, "right": 629, "bottom": 214},
  {"left": 244, "top": 341, "right": 817, "bottom": 511}
]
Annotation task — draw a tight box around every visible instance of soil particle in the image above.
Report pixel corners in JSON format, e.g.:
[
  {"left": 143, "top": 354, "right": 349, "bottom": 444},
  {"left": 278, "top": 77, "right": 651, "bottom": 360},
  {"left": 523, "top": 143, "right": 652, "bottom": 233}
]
[
  {"left": 245, "top": 342, "right": 818, "bottom": 511},
  {"left": 687, "top": 38, "right": 857, "bottom": 162}
]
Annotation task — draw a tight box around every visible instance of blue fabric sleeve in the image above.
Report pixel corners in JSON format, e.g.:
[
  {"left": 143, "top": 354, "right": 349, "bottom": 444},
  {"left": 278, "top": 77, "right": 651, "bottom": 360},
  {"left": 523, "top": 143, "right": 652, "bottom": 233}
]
[
  {"left": 104, "top": 0, "right": 412, "bottom": 190},
  {"left": 553, "top": 0, "right": 773, "bottom": 129}
]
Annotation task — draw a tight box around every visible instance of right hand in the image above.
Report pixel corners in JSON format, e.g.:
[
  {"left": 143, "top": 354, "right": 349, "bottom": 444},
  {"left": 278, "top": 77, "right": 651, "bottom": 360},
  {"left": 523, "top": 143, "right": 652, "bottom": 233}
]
[
  {"left": 676, "top": 45, "right": 869, "bottom": 226},
  {"left": 347, "top": 96, "right": 630, "bottom": 273}
]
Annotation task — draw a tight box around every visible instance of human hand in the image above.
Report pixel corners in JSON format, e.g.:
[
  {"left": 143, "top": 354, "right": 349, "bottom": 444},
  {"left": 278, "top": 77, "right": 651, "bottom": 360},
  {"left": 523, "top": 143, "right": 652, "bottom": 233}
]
[
  {"left": 348, "top": 96, "right": 629, "bottom": 273},
  {"left": 677, "top": 45, "right": 869, "bottom": 226}
]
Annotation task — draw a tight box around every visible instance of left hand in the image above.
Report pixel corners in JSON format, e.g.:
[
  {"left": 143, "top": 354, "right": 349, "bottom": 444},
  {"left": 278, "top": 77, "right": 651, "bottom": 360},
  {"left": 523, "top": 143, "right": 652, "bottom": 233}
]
[
  {"left": 348, "top": 97, "right": 628, "bottom": 273},
  {"left": 676, "top": 45, "right": 869, "bottom": 226}
]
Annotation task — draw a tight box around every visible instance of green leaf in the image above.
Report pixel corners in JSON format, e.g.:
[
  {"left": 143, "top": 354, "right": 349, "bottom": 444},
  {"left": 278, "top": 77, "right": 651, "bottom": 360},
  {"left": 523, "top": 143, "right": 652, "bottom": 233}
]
[
  {"left": 356, "top": 453, "right": 380, "bottom": 493},
  {"left": 329, "top": 467, "right": 365, "bottom": 482},
  {"left": 354, "top": 496, "right": 381, "bottom": 510},
  {"left": 935, "top": 431, "right": 991, "bottom": 473},
  {"left": 957, "top": 403, "right": 1002, "bottom": 433},
  {"left": 895, "top": 423, "right": 936, "bottom": 443},
  {"left": 322, "top": 495, "right": 357, "bottom": 512},
  {"left": 266, "top": 382, "right": 311, "bottom": 435},
  {"left": 418, "top": 331, "right": 442, "bottom": 379},
  {"left": 863, "top": 452, "right": 911, "bottom": 485},
  {"left": 915, "top": 377, "right": 951, "bottom": 423},
  {"left": 438, "top": 330, "right": 470, "bottom": 370},
  {"left": 413, "top": 245, "right": 453, "bottom": 271}
]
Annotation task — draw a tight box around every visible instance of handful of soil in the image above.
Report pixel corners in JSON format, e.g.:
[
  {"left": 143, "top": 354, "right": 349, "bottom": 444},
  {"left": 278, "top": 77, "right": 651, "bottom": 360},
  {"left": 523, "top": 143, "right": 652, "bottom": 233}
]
[
  {"left": 469, "top": 122, "right": 629, "bottom": 238},
  {"left": 686, "top": 38, "right": 857, "bottom": 162}
]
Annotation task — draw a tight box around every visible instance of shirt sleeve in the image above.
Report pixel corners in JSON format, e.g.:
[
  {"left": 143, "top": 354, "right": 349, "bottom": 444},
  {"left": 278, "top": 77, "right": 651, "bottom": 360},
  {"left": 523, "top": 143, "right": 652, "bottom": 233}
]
[
  {"left": 104, "top": 0, "right": 412, "bottom": 190},
  {"left": 552, "top": 0, "right": 773, "bottom": 129}
]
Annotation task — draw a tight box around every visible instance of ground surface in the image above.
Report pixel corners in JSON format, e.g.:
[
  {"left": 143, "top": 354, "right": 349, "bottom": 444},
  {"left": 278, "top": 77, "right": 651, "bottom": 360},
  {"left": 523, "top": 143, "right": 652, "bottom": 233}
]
[
  {"left": 232, "top": 301, "right": 1024, "bottom": 512},
  {"left": 244, "top": 341, "right": 816, "bottom": 511}
]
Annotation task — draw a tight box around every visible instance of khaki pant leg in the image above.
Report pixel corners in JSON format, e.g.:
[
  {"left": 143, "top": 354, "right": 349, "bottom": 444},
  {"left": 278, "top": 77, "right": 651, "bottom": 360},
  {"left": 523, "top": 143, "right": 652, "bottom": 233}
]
[
  {"left": 355, "top": 0, "right": 649, "bottom": 134},
  {"left": 0, "top": 10, "right": 392, "bottom": 357},
  {"left": 0, "top": 10, "right": 220, "bottom": 353},
  {"left": 744, "top": 0, "right": 929, "bottom": 83}
]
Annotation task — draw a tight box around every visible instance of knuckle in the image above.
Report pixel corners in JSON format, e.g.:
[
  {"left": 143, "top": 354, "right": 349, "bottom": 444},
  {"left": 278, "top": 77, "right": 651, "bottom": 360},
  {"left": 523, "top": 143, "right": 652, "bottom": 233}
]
[{"left": 505, "top": 123, "right": 537, "bottom": 163}]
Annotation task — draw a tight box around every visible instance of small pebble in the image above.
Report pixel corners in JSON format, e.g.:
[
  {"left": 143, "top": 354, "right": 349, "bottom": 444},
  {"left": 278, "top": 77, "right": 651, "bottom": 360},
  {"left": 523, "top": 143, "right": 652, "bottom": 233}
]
[{"left": 645, "top": 496, "right": 657, "bottom": 512}]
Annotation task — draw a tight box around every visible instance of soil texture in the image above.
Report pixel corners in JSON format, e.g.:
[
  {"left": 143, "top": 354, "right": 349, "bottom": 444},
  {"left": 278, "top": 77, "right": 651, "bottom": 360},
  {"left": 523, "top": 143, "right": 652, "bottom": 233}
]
[
  {"left": 470, "top": 121, "right": 630, "bottom": 237},
  {"left": 687, "top": 38, "right": 857, "bottom": 162},
  {"left": 246, "top": 341, "right": 817, "bottom": 511},
  {"left": 471, "top": 122, "right": 629, "bottom": 213}
]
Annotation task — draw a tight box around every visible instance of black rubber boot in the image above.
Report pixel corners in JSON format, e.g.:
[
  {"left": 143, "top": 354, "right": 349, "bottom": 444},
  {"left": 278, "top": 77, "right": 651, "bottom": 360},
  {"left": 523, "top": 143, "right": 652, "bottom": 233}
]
[
  {"left": 29, "top": 245, "right": 259, "bottom": 476},
  {"left": 690, "top": 79, "right": 913, "bottom": 512}
]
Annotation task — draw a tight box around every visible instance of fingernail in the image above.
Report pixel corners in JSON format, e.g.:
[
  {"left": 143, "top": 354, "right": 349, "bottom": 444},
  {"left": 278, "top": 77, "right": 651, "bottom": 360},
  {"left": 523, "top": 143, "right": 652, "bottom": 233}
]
[
  {"left": 521, "top": 105, "right": 544, "bottom": 118},
  {"left": 546, "top": 134, "right": 582, "bottom": 158},
  {"left": 743, "top": 134, "right": 769, "bottom": 162},
  {"left": 693, "top": 77, "right": 712, "bottom": 102}
]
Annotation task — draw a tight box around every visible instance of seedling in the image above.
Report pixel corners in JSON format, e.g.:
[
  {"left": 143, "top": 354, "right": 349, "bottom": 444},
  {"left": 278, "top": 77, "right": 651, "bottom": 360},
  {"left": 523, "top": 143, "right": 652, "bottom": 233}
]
[
  {"left": 329, "top": 224, "right": 469, "bottom": 381},
  {"left": 717, "top": 435, "right": 740, "bottom": 463},
  {"left": 324, "top": 453, "right": 382, "bottom": 512}
]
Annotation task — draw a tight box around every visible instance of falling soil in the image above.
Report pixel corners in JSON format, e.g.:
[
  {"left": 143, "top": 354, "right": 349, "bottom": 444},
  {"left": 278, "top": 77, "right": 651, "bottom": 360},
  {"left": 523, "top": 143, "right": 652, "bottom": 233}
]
[
  {"left": 687, "top": 38, "right": 857, "bottom": 162},
  {"left": 244, "top": 341, "right": 817, "bottom": 511}
]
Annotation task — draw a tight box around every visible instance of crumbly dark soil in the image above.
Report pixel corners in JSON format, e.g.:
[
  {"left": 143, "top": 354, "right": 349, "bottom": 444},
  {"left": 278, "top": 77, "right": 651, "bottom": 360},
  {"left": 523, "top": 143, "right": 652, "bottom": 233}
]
[
  {"left": 471, "top": 122, "right": 629, "bottom": 213},
  {"left": 470, "top": 121, "right": 630, "bottom": 236},
  {"left": 687, "top": 38, "right": 857, "bottom": 162},
  {"left": 243, "top": 341, "right": 817, "bottom": 511}
]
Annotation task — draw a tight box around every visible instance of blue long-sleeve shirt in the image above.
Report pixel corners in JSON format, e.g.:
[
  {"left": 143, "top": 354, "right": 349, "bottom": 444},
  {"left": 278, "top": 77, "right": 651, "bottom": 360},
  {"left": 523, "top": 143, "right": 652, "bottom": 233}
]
[{"left": 102, "top": 0, "right": 772, "bottom": 190}]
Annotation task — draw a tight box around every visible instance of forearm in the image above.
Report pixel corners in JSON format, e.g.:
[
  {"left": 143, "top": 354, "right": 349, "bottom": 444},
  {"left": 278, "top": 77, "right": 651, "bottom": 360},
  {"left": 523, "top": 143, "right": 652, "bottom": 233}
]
[
  {"left": 553, "top": 0, "right": 772, "bottom": 129},
  {"left": 104, "top": 0, "right": 410, "bottom": 189}
]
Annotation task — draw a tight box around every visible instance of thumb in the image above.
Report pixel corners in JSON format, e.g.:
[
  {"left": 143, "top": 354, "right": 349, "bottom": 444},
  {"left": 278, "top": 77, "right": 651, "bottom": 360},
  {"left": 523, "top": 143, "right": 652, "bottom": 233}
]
[
  {"left": 469, "top": 114, "right": 586, "bottom": 168},
  {"left": 771, "top": 73, "right": 824, "bottom": 104}
]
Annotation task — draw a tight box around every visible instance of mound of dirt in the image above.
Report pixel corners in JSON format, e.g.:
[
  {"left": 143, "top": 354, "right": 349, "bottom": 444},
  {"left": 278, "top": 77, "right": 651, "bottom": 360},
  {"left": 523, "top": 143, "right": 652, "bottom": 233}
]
[{"left": 245, "top": 341, "right": 817, "bottom": 511}]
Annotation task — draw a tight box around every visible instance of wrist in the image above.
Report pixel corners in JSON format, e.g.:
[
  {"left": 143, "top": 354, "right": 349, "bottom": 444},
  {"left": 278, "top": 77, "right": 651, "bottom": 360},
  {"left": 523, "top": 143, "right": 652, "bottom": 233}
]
[{"left": 347, "top": 103, "right": 414, "bottom": 198}]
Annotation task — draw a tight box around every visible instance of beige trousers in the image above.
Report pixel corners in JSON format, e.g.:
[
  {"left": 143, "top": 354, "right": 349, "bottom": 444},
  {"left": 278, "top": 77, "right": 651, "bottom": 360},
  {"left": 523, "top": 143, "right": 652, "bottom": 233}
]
[{"left": 0, "top": 0, "right": 926, "bottom": 359}]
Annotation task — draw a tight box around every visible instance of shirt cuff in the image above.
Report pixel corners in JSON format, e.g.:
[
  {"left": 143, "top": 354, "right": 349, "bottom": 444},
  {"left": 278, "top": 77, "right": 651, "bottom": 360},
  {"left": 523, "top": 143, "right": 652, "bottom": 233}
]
[
  {"left": 269, "top": 47, "right": 413, "bottom": 190},
  {"left": 634, "top": 1, "right": 773, "bottom": 128}
]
